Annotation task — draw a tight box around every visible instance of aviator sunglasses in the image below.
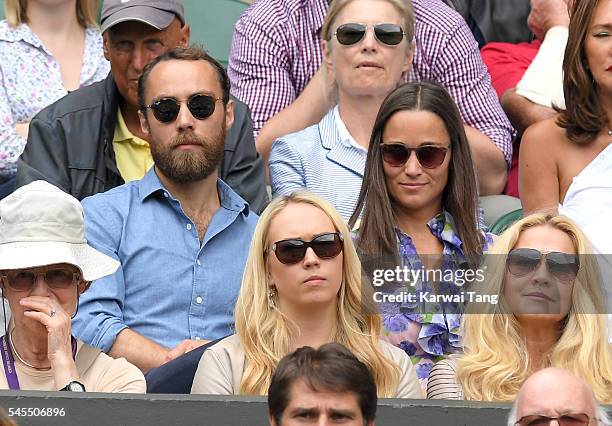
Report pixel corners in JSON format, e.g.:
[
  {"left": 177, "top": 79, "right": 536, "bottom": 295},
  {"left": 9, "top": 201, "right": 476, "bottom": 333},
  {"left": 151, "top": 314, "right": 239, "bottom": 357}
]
[
  {"left": 380, "top": 143, "right": 449, "bottom": 169},
  {"left": 145, "top": 93, "right": 222, "bottom": 123},
  {"left": 506, "top": 248, "right": 579, "bottom": 284},
  {"left": 334, "top": 23, "right": 406, "bottom": 46},
  {"left": 269, "top": 232, "right": 344, "bottom": 264},
  {"left": 1, "top": 267, "right": 81, "bottom": 292},
  {"left": 514, "top": 412, "right": 596, "bottom": 426}
]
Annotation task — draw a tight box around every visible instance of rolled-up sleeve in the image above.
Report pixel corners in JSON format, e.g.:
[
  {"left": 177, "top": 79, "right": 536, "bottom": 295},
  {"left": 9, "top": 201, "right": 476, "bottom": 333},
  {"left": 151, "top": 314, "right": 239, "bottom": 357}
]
[
  {"left": 72, "top": 196, "right": 128, "bottom": 352},
  {"left": 269, "top": 136, "right": 306, "bottom": 197}
]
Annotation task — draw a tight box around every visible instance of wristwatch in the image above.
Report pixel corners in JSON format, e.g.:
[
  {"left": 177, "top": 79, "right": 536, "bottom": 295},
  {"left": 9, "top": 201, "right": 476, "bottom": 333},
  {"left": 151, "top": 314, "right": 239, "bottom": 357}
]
[{"left": 60, "top": 381, "right": 86, "bottom": 392}]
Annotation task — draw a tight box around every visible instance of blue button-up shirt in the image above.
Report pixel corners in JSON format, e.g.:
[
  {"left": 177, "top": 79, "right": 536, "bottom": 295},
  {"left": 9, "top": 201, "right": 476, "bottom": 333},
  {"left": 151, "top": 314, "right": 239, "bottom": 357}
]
[{"left": 72, "top": 169, "right": 258, "bottom": 351}]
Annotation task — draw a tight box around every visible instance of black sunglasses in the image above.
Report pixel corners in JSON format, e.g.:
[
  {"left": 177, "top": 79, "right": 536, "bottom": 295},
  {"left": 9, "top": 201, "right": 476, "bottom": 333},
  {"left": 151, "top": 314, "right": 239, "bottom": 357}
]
[
  {"left": 380, "top": 143, "right": 449, "bottom": 169},
  {"left": 334, "top": 23, "right": 406, "bottom": 46},
  {"left": 506, "top": 248, "right": 579, "bottom": 284},
  {"left": 269, "top": 233, "right": 344, "bottom": 265},
  {"left": 1, "top": 267, "right": 80, "bottom": 292},
  {"left": 515, "top": 413, "right": 595, "bottom": 426},
  {"left": 145, "top": 93, "right": 222, "bottom": 123}
]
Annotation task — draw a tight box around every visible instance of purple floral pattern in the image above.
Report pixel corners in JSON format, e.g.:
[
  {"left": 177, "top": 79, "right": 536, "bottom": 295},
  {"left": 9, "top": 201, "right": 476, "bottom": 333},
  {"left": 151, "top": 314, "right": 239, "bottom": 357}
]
[
  {"left": 0, "top": 21, "right": 110, "bottom": 178},
  {"left": 381, "top": 211, "right": 495, "bottom": 392}
]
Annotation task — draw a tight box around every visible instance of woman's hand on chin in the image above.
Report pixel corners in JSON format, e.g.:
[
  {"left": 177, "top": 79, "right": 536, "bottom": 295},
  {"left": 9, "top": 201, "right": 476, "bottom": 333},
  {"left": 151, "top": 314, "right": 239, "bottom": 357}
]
[{"left": 20, "top": 295, "right": 81, "bottom": 388}]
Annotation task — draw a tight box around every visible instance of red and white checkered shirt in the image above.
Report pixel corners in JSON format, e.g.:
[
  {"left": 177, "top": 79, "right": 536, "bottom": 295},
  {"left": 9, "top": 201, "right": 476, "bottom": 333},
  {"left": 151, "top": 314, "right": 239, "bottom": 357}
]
[{"left": 229, "top": 0, "right": 515, "bottom": 164}]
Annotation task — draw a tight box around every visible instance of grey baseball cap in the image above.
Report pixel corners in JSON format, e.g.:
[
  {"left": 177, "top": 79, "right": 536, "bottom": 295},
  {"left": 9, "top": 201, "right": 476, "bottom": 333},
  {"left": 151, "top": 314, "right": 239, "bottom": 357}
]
[{"left": 101, "top": 0, "right": 185, "bottom": 33}]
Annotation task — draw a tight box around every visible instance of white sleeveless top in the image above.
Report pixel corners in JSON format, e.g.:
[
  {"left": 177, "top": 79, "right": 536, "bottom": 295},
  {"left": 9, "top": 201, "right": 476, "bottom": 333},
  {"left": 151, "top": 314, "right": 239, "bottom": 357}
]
[
  {"left": 559, "top": 143, "right": 612, "bottom": 255},
  {"left": 559, "top": 143, "right": 612, "bottom": 341}
]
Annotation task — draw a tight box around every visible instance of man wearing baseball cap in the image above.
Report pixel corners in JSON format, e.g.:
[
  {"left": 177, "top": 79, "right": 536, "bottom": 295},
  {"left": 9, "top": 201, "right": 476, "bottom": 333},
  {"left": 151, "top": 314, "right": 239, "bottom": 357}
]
[{"left": 15, "top": 0, "right": 267, "bottom": 212}]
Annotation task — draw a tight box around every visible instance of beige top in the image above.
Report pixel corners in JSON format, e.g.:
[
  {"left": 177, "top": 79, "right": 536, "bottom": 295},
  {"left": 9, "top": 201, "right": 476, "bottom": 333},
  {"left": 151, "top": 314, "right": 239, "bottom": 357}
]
[
  {"left": 191, "top": 334, "right": 422, "bottom": 398},
  {"left": 0, "top": 340, "right": 145, "bottom": 393},
  {"left": 426, "top": 358, "right": 463, "bottom": 400}
]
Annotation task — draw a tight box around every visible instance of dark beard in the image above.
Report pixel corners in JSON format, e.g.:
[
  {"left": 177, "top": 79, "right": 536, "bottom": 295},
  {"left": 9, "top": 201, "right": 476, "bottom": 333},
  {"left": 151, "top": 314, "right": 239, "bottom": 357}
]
[{"left": 151, "top": 126, "right": 226, "bottom": 184}]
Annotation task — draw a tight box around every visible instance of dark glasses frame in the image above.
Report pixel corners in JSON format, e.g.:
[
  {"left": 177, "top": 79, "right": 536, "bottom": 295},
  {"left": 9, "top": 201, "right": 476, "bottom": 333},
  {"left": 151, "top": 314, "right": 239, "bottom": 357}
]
[
  {"left": 145, "top": 93, "right": 222, "bottom": 123},
  {"left": 506, "top": 248, "right": 579, "bottom": 283},
  {"left": 380, "top": 143, "right": 449, "bottom": 169},
  {"left": 514, "top": 412, "right": 595, "bottom": 426},
  {"left": 0, "top": 267, "right": 81, "bottom": 292},
  {"left": 333, "top": 23, "right": 406, "bottom": 46},
  {"left": 269, "top": 232, "right": 344, "bottom": 265}
]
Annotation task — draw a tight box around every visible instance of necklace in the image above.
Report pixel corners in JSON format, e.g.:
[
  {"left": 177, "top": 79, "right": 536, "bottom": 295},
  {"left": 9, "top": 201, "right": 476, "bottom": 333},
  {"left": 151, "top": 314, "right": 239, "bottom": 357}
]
[{"left": 8, "top": 330, "right": 51, "bottom": 371}]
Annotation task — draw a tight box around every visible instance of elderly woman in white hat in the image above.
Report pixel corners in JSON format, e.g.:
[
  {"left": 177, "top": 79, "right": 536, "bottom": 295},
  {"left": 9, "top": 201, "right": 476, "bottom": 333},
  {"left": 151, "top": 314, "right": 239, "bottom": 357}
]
[{"left": 0, "top": 181, "right": 145, "bottom": 392}]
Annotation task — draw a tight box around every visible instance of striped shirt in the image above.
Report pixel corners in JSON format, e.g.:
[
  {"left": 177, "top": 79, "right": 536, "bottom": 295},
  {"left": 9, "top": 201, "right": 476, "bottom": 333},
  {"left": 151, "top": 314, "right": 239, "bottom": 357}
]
[
  {"left": 426, "top": 358, "right": 464, "bottom": 400},
  {"left": 229, "top": 0, "right": 515, "bottom": 164},
  {"left": 269, "top": 106, "right": 366, "bottom": 221}
]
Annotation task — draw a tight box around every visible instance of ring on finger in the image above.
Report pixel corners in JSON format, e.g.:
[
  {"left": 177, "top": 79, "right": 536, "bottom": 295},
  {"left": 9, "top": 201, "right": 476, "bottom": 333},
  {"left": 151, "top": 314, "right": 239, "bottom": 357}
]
[{"left": 49, "top": 306, "right": 56, "bottom": 318}]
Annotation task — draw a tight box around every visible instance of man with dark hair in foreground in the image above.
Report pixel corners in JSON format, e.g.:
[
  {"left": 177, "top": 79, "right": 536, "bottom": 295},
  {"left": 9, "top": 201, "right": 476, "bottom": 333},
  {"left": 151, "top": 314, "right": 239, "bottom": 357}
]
[{"left": 268, "top": 343, "right": 377, "bottom": 426}]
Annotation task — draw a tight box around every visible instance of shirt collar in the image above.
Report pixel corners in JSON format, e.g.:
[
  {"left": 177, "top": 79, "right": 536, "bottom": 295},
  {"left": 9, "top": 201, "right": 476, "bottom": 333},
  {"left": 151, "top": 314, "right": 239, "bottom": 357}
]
[
  {"left": 137, "top": 168, "right": 250, "bottom": 216},
  {"left": 0, "top": 22, "right": 42, "bottom": 47},
  {"left": 396, "top": 211, "right": 463, "bottom": 250},
  {"left": 114, "top": 107, "right": 149, "bottom": 146},
  {"left": 333, "top": 106, "right": 367, "bottom": 153}
]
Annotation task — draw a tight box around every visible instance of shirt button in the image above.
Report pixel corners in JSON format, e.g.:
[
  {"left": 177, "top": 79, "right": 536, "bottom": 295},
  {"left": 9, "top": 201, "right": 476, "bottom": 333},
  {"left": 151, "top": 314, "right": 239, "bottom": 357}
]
[
  {"left": 187, "top": 223, "right": 192, "bottom": 230},
  {"left": 197, "top": 260, "right": 201, "bottom": 266},
  {"left": 195, "top": 296, "right": 203, "bottom": 304}
]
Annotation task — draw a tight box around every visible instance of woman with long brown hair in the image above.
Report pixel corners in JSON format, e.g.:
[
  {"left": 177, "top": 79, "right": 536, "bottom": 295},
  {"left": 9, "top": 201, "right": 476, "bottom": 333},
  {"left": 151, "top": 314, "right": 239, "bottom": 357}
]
[
  {"left": 520, "top": 0, "right": 612, "bottom": 255},
  {"left": 349, "top": 81, "right": 494, "bottom": 391}
]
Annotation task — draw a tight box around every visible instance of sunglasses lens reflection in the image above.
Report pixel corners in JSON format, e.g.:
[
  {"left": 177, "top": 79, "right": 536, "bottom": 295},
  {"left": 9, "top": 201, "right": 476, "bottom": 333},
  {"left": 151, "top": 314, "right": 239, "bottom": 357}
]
[
  {"left": 507, "top": 249, "right": 578, "bottom": 283},
  {"left": 381, "top": 144, "right": 447, "bottom": 168},
  {"left": 6, "top": 269, "right": 76, "bottom": 291},
  {"left": 274, "top": 233, "right": 343, "bottom": 264},
  {"left": 150, "top": 95, "right": 217, "bottom": 123}
]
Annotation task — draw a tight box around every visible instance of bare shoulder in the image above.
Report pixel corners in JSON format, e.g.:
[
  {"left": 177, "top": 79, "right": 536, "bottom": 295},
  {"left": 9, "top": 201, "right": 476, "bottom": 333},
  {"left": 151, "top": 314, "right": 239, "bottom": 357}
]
[{"left": 521, "top": 117, "right": 567, "bottom": 151}]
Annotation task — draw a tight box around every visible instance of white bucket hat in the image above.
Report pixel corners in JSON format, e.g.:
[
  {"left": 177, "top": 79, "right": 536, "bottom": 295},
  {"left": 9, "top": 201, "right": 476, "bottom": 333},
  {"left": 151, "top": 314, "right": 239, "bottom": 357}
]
[{"left": 0, "top": 181, "right": 119, "bottom": 282}]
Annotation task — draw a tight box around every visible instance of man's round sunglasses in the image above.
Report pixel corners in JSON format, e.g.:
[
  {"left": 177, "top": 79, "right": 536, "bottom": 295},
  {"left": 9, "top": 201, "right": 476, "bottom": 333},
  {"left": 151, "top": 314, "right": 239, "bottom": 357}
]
[
  {"left": 506, "top": 248, "right": 579, "bottom": 284},
  {"left": 145, "top": 94, "right": 222, "bottom": 123},
  {"left": 380, "top": 143, "right": 449, "bottom": 169},
  {"left": 514, "top": 412, "right": 597, "bottom": 426},
  {"left": 334, "top": 23, "right": 406, "bottom": 46},
  {"left": 0, "top": 267, "right": 81, "bottom": 292},
  {"left": 269, "top": 232, "right": 344, "bottom": 265}
]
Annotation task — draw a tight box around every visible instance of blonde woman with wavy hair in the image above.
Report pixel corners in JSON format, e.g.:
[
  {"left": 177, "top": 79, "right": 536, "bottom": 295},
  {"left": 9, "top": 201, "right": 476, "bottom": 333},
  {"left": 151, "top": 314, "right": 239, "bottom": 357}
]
[
  {"left": 191, "top": 191, "right": 421, "bottom": 398},
  {"left": 427, "top": 213, "right": 612, "bottom": 403}
]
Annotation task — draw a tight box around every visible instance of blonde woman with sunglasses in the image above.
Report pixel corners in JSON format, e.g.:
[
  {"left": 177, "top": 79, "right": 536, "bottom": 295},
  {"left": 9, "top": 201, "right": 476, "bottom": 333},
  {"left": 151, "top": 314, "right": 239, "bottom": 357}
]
[
  {"left": 427, "top": 213, "right": 612, "bottom": 403},
  {"left": 191, "top": 192, "right": 421, "bottom": 398}
]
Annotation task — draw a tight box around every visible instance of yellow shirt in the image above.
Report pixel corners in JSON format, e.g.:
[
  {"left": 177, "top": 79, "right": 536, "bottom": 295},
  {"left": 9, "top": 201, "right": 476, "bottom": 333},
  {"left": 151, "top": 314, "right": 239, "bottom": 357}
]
[{"left": 112, "top": 107, "right": 154, "bottom": 182}]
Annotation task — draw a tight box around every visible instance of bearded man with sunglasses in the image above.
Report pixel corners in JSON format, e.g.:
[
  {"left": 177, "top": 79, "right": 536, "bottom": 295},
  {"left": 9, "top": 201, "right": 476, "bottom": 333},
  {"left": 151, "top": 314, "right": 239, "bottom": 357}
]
[
  {"left": 70, "top": 46, "right": 259, "bottom": 374},
  {"left": 14, "top": 0, "right": 267, "bottom": 213}
]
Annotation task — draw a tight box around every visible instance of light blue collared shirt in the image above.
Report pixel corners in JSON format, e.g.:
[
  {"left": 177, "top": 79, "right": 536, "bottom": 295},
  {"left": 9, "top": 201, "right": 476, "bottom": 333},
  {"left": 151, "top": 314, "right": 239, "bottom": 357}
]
[{"left": 72, "top": 169, "right": 258, "bottom": 351}]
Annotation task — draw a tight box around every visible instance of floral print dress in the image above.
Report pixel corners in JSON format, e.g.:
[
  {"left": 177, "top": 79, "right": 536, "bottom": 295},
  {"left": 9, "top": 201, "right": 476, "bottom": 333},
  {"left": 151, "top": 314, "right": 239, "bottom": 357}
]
[{"left": 381, "top": 211, "right": 495, "bottom": 393}]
